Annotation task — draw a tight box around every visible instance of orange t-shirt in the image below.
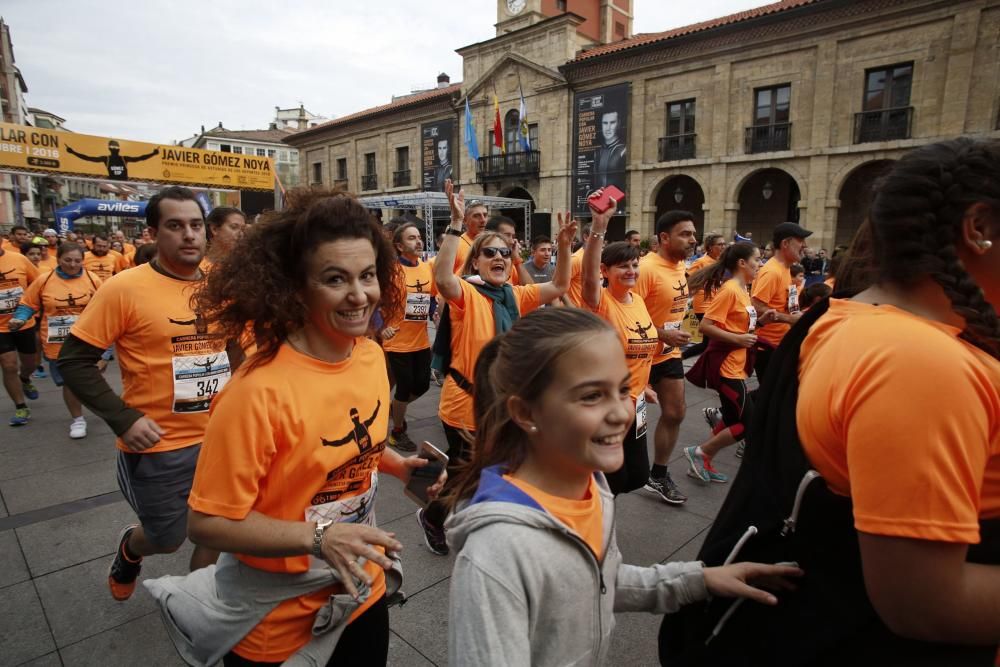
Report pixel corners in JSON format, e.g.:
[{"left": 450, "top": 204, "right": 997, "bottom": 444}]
[
  {"left": 635, "top": 252, "right": 688, "bottom": 363},
  {"left": 439, "top": 280, "right": 541, "bottom": 431},
  {"left": 591, "top": 289, "right": 657, "bottom": 398},
  {"left": 689, "top": 254, "right": 717, "bottom": 314},
  {"left": 384, "top": 259, "right": 436, "bottom": 353},
  {"left": 504, "top": 474, "right": 604, "bottom": 559},
  {"left": 703, "top": 278, "right": 756, "bottom": 380},
  {"left": 565, "top": 248, "right": 585, "bottom": 308},
  {"left": 453, "top": 233, "right": 476, "bottom": 274},
  {"left": 751, "top": 259, "right": 794, "bottom": 347},
  {"left": 1, "top": 239, "right": 16, "bottom": 253},
  {"left": 19, "top": 269, "right": 103, "bottom": 359},
  {"left": 797, "top": 300, "right": 1000, "bottom": 542},
  {"left": 37, "top": 254, "right": 57, "bottom": 272},
  {"left": 70, "top": 263, "right": 231, "bottom": 453},
  {"left": 83, "top": 252, "right": 119, "bottom": 281},
  {"left": 189, "top": 339, "right": 389, "bottom": 662},
  {"left": 1, "top": 250, "right": 39, "bottom": 332}
]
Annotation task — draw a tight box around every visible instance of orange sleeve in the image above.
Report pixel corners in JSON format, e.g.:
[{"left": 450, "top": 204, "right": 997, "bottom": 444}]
[
  {"left": 703, "top": 283, "right": 735, "bottom": 324},
  {"left": 750, "top": 266, "right": 780, "bottom": 304},
  {"left": 843, "top": 349, "right": 996, "bottom": 543},
  {"left": 513, "top": 283, "right": 541, "bottom": 315},
  {"left": 69, "top": 278, "right": 129, "bottom": 350},
  {"left": 189, "top": 379, "right": 277, "bottom": 520}
]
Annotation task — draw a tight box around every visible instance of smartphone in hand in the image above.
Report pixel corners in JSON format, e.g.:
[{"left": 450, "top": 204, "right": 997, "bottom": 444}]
[
  {"left": 587, "top": 185, "right": 626, "bottom": 214},
  {"left": 405, "top": 441, "right": 449, "bottom": 507}
]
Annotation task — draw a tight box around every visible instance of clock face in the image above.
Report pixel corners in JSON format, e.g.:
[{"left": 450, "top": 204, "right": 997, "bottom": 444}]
[{"left": 506, "top": 0, "right": 526, "bottom": 14}]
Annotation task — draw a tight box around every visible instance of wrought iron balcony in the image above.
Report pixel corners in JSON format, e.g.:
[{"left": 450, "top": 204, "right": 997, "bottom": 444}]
[
  {"left": 658, "top": 134, "right": 696, "bottom": 161},
  {"left": 361, "top": 173, "right": 378, "bottom": 191},
  {"left": 476, "top": 150, "right": 540, "bottom": 182},
  {"left": 853, "top": 107, "right": 913, "bottom": 144},
  {"left": 744, "top": 123, "right": 791, "bottom": 154},
  {"left": 392, "top": 169, "right": 411, "bottom": 188}
]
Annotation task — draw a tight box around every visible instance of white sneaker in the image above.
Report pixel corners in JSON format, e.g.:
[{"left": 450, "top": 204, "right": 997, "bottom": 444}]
[{"left": 69, "top": 419, "right": 87, "bottom": 439}]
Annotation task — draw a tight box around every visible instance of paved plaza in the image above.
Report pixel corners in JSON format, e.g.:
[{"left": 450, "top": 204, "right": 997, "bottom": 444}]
[{"left": 0, "top": 355, "right": 747, "bottom": 666}]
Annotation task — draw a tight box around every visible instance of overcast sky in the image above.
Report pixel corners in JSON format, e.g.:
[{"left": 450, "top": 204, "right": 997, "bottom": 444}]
[{"left": 3, "top": 0, "right": 771, "bottom": 144}]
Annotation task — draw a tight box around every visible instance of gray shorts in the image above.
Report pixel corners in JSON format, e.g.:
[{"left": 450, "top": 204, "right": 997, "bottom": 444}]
[{"left": 116, "top": 445, "right": 200, "bottom": 549}]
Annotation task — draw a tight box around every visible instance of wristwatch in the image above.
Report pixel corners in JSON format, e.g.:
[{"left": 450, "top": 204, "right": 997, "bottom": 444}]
[
  {"left": 312, "top": 519, "right": 333, "bottom": 559},
  {"left": 446, "top": 227, "right": 464, "bottom": 237}
]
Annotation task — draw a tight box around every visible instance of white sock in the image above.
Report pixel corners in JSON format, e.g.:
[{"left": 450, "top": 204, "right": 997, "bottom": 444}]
[{"left": 73, "top": 416, "right": 85, "bottom": 423}]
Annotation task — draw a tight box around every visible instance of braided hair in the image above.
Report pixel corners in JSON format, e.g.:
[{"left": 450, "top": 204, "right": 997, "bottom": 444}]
[{"left": 869, "top": 138, "right": 1000, "bottom": 359}]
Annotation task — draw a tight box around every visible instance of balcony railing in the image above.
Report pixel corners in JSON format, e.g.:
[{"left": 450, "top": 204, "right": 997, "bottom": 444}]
[
  {"left": 744, "top": 122, "right": 791, "bottom": 154},
  {"left": 476, "top": 150, "right": 540, "bottom": 182},
  {"left": 392, "top": 169, "right": 411, "bottom": 188},
  {"left": 853, "top": 106, "right": 913, "bottom": 144},
  {"left": 361, "top": 173, "right": 378, "bottom": 191},
  {"left": 658, "top": 133, "right": 696, "bottom": 161}
]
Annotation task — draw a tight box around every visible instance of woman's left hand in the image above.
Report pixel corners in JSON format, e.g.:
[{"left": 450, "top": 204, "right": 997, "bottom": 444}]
[
  {"left": 643, "top": 385, "right": 659, "bottom": 405},
  {"left": 396, "top": 456, "right": 449, "bottom": 500}
]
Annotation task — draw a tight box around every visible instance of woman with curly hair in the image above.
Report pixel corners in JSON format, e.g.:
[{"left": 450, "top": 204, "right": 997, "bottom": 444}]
[{"left": 182, "top": 188, "right": 443, "bottom": 666}]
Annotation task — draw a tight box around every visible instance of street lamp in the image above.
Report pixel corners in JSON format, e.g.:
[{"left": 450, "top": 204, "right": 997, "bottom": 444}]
[
  {"left": 673, "top": 185, "right": 684, "bottom": 204},
  {"left": 762, "top": 180, "right": 774, "bottom": 201}
]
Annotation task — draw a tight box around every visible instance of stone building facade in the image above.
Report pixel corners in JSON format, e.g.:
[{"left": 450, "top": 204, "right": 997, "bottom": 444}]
[{"left": 286, "top": 0, "right": 1000, "bottom": 250}]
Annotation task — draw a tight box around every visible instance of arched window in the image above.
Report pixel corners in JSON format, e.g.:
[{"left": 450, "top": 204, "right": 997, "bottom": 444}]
[{"left": 505, "top": 109, "right": 520, "bottom": 152}]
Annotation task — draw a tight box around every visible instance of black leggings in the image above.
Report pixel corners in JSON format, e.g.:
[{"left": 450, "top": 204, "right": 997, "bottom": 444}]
[
  {"left": 681, "top": 314, "right": 706, "bottom": 359},
  {"left": 422, "top": 421, "right": 473, "bottom": 529},
  {"left": 605, "top": 428, "right": 649, "bottom": 495},
  {"left": 717, "top": 377, "right": 754, "bottom": 443},
  {"left": 222, "top": 595, "right": 389, "bottom": 667}
]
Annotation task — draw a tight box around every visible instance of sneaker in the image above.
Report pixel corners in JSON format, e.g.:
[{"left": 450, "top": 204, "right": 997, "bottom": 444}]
[
  {"left": 431, "top": 369, "right": 444, "bottom": 387},
  {"left": 389, "top": 430, "right": 417, "bottom": 452},
  {"left": 21, "top": 379, "right": 39, "bottom": 400},
  {"left": 9, "top": 407, "right": 30, "bottom": 427},
  {"left": 108, "top": 525, "right": 142, "bottom": 601},
  {"left": 702, "top": 407, "right": 722, "bottom": 430},
  {"left": 703, "top": 458, "right": 729, "bottom": 484},
  {"left": 416, "top": 508, "right": 448, "bottom": 556},
  {"left": 684, "top": 446, "right": 712, "bottom": 483},
  {"left": 69, "top": 418, "right": 87, "bottom": 439},
  {"left": 33, "top": 366, "right": 47, "bottom": 379},
  {"left": 735, "top": 442, "right": 745, "bottom": 459},
  {"left": 644, "top": 472, "right": 687, "bottom": 505}
]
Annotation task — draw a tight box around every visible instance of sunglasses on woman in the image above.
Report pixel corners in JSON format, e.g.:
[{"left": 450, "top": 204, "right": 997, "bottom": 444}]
[{"left": 480, "top": 246, "right": 512, "bottom": 259}]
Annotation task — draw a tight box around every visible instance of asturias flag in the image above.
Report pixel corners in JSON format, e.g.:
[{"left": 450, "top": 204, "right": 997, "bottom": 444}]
[
  {"left": 464, "top": 98, "right": 480, "bottom": 162},
  {"left": 518, "top": 86, "right": 530, "bottom": 152},
  {"left": 493, "top": 95, "right": 505, "bottom": 154}
]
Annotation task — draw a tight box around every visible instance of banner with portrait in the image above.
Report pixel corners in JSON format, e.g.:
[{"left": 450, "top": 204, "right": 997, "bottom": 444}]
[
  {"left": 571, "top": 83, "right": 630, "bottom": 216},
  {"left": 421, "top": 119, "right": 455, "bottom": 192}
]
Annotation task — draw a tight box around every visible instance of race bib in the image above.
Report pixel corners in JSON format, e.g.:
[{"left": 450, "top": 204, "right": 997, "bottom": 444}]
[
  {"left": 635, "top": 394, "right": 648, "bottom": 440},
  {"left": 788, "top": 284, "right": 800, "bottom": 315},
  {"left": 171, "top": 347, "right": 232, "bottom": 413},
  {"left": 46, "top": 314, "right": 78, "bottom": 344},
  {"left": 662, "top": 320, "right": 683, "bottom": 353},
  {"left": 404, "top": 292, "right": 431, "bottom": 321},
  {"left": 747, "top": 305, "right": 758, "bottom": 332},
  {"left": 0, "top": 284, "right": 23, "bottom": 315},
  {"left": 305, "top": 471, "right": 378, "bottom": 567}
]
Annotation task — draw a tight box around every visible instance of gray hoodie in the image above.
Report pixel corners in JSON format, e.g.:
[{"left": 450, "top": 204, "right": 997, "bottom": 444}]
[{"left": 445, "top": 466, "right": 708, "bottom": 666}]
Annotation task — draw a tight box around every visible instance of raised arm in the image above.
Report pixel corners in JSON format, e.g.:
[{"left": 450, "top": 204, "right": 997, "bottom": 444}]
[
  {"left": 124, "top": 147, "right": 160, "bottom": 163},
  {"left": 537, "top": 211, "right": 577, "bottom": 305},
  {"left": 582, "top": 195, "right": 614, "bottom": 309},
  {"left": 66, "top": 145, "right": 105, "bottom": 163},
  {"left": 434, "top": 179, "right": 466, "bottom": 302}
]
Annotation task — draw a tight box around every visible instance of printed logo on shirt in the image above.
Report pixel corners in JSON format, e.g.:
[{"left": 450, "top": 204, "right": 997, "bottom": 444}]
[
  {"left": 670, "top": 279, "right": 688, "bottom": 314},
  {"left": 624, "top": 321, "right": 659, "bottom": 359},
  {"left": 321, "top": 400, "right": 382, "bottom": 453},
  {"left": 406, "top": 279, "right": 432, "bottom": 293},
  {"left": 55, "top": 291, "right": 90, "bottom": 308}
]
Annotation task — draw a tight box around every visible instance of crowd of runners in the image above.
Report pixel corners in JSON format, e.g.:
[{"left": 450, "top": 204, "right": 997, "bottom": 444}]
[{"left": 1, "top": 137, "right": 997, "bottom": 666}]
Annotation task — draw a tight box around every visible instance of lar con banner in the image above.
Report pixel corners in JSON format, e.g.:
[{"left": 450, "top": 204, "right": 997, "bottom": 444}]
[{"left": 0, "top": 122, "right": 275, "bottom": 191}]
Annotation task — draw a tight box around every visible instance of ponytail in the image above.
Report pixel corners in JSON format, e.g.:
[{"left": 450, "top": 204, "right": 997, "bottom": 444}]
[{"left": 689, "top": 242, "right": 756, "bottom": 300}]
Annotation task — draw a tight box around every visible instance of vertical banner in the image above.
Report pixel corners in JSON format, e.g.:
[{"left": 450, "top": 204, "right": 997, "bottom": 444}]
[
  {"left": 421, "top": 119, "right": 455, "bottom": 192},
  {"left": 572, "top": 83, "right": 630, "bottom": 216}
]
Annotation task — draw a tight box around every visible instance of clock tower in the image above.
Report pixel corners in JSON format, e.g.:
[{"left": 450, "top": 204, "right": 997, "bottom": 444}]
[{"left": 496, "top": 0, "right": 632, "bottom": 43}]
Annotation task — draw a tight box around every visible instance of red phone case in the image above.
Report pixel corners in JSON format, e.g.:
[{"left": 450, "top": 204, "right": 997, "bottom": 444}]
[{"left": 588, "top": 186, "right": 626, "bottom": 213}]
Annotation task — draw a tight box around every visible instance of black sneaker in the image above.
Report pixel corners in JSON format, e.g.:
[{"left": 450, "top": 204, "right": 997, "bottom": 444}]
[
  {"left": 643, "top": 472, "right": 688, "bottom": 505},
  {"left": 108, "top": 524, "right": 142, "bottom": 601},
  {"left": 389, "top": 430, "right": 417, "bottom": 452},
  {"left": 736, "top": 442, "right": 746, "bottom": 459},
  {"left": 416, "top": 508, "right": 449, "bottom": 556}
]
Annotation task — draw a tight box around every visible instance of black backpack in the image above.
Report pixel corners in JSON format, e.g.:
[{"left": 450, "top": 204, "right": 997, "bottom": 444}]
[{"left": 658, "top": 298, "right": 1000, "bottom": 667}]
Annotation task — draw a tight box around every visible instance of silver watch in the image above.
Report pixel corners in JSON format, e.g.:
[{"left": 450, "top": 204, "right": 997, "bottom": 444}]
[{"left": 312, "top": 519, "right": 333, "bottom": 559}]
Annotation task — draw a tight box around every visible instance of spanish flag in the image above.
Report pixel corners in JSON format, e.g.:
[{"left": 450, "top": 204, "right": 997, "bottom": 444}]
[{"left": 493, "top": 95, "right": 505, "bottom": 154}]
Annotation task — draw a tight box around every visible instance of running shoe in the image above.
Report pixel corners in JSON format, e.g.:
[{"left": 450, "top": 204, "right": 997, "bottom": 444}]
[
  {"left": 21, "top": 379, "right": 39, "bottom": 400},
  {"left": 684, "top": 446, "right": 712, "bottom": 483},
  {"left": 389, "top": 430, "right": 417, "bottom": 452},
  {"left": 644, "top": 472, "right": 687, "bottom": 505},
  {"left": 703, "top": 458, "right": 729, "bottom": 484},
  {"left": 69, "top": 418, "right": 87, "bottom": 440},
  {"left": 33, "top": 366, "right": 47, "bottom": 379},
  {"left": 416, "top": 508, "right": 449, "bottom": 556},
  {"left": 108, "top": 525, "right": 142, "bottom": 601},
  {"left": 735, "top": 442, "right": 745, "bottom": 459},
  {"left": 702, "top": 407, "right": 722, "bottom": 430},
  {"left": 9, "top": 407, "right": 30, "bottom": 427}
]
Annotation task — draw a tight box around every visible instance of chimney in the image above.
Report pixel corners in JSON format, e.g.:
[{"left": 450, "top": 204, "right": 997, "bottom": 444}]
[
  {"left": 200, "top": 124, "right": 205, "bottom": 133},
  {"left": 297, "top": 105, "right": 307, "bottom": 130},
  {"left": 217, "top": 121, "right": 223, "bottom": 129},
  {"left": 437, "top": 72, "right": 450, "bottom": 88},
  {"left": 269, "top": 122, "right": 278, "bottom": 130}
]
